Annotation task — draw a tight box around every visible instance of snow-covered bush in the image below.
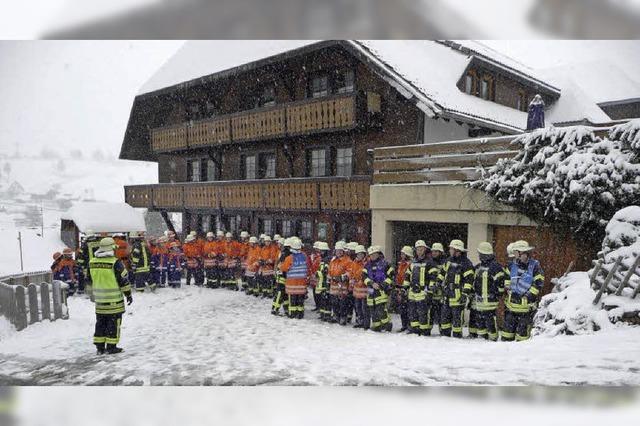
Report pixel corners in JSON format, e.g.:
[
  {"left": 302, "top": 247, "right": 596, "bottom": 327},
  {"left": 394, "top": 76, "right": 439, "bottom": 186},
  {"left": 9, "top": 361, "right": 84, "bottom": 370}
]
[
  {"left": 609, "top": 119, "right": 640, "bottom": 157},
  {"left": 534, "top": 272, "right": 614, "bottom": 336},
  {"left": 473, "top": 125, "right": 640, "bottom": 244},
  {"left": 591, "top": 205, "right": 640, "bottom": 296}
]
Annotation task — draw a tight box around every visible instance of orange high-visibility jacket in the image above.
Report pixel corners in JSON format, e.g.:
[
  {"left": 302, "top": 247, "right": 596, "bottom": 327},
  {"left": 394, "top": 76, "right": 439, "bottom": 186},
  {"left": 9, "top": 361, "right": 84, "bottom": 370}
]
[
  {"left": 202, "top": 240, "right": 220, "bottom": 268},
  {"left": 183, "top": 241, "right": 202, "bottom": 269},
  {"left": 329, "top": 255, "right": 352, "bottom": 297},
  {"left": 258, "top": 244, "right": 279, "bottom": 274},
  {"left": 308, "top": 253, "right": 321, "bottom": 287},
  {"left": 396, "top": 260, "right": 411, "bottom": 287},
  {"left": 348, "top": 257, "right": 368, "bottom": 299},
  {"left": 245, "top": 245, "right": 261, "bottom": 276}
]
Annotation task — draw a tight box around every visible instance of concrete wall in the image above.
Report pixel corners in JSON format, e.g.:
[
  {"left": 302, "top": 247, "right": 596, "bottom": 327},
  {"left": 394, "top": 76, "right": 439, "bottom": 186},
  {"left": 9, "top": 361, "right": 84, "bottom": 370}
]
[{"left": 370, "top": 183, "right": 536, "bottom": 263}]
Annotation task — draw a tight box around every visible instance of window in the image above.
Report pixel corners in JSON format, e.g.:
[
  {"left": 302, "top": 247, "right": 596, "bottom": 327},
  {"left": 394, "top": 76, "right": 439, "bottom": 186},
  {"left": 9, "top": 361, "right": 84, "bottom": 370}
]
[
  {"left": 187, "top": 159, "right": 201, "bottom": 182},
  {"left": 517, "top": 90, "right": 528, "bottom": 112},
  {"left": 336, "top": 147, "right": 353, "bottom": 177},
  {"left": 464, "top": 70, "right": 477, "bottom": 95},
  {"left": 243, "top": 155, "right": 256, "bottom": 180},
  {"left": 261, "top": 85, "right": 276, "bottom": 107},
  {"left": 262, "top": 219, "right": 273, "bottom": 236},
  {"left": 201, "top": 215, "right": 211, "bottom": 233},
  {"left": 206, "top": 159, "right": 218, "bottom": 181},
  {"left": 307, "top": 148, "right": 327, "bottom": 177},
  {"left": 300, "top": 220, "right": 313, "bottom": 240},
  {"left": 335, "top": 70, "right": 355, "bottom": 94},
  {"left": 310, "top": 75, "right": 329, "bottom": 98},
  {"left": 282, "top": 220, "right": 292, "bottom": 237},
  {"left": 229, "top": 215, "right": 241, "bottom": 233},
  {"left": 259, "top": 153, "right": 276, "bottom": 179},
  {"left": 480, "top": 75, "right": 494, "bottom": 101}
]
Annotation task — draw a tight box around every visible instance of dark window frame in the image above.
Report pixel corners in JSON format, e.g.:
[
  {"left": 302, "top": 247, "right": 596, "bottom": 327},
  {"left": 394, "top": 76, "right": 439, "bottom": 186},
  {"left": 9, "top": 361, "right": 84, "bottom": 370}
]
[
  {"left": 242, "top": 154, "right": 257, "bottom": 180},
  {"left": 306, "top": 147, "right": 329, "bottom": 177},
  {"left": 335, "top": 146, "right": 353, "bottom": 177},
  {"left": 335, "top": 69, "right": 355, "bottom": 94},
  {"left": 309, "top": 73, "right": 329, "bottom": 99}
]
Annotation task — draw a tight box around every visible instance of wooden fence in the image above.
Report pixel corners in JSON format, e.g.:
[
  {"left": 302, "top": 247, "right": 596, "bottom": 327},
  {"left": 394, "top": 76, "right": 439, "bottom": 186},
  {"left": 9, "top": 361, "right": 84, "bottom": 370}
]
[{"left": 0, "top": 271, "right": 70, "bottom": 332}]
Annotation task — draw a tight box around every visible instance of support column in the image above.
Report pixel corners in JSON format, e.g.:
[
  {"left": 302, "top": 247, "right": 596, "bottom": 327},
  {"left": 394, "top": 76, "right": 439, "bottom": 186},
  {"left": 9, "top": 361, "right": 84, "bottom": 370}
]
[
  {"left": 371, "top": 211, "right": 393, "bottom": 259},
  {"left": 467, "top": 222, "right": 492, "bottom": 264}
]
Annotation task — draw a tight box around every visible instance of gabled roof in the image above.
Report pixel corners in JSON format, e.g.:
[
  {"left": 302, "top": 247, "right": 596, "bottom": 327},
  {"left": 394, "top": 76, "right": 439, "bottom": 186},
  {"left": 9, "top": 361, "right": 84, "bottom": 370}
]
[
  {"left": 123, "top": 40, "right": 616, "bottom": 160},
  {"left": 61, "top": 202, "right": 146, "bottom": 233}
]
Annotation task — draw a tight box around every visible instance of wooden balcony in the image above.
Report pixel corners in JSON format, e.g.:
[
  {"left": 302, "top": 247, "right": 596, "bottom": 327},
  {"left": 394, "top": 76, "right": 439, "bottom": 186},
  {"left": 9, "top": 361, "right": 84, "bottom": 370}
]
[
  {"left": 150, "top": 93, "right": 357, "bottom": 153},
  {"left": 125, "top": 176, "right": 371, "bottom": 212},
  {"left": 373, "top": 135, "right": 520, "bottom": 184}
]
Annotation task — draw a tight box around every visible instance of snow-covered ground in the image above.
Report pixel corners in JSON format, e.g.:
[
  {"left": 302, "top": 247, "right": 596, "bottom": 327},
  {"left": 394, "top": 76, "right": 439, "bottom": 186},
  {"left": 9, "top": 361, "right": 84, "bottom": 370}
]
[{"left": 1, "top": 285, "right": 639, "bottom": 385}]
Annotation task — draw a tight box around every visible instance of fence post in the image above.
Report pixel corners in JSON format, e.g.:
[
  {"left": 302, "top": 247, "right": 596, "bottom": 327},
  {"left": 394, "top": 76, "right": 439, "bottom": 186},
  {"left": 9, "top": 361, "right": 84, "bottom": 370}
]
[
  {"left": 593, "top": 256, "right": 622, "bottom": 305},
  {"left": 28, "top": 283, "right": 39, "bottom": 324},
  {"left": 589, "top": 259, "right": 603, "bottom": 290},
  {"left": 615, "top": 255, "right": 640, "bottom": 296},
  {"left": 52, "top": 281, "right": 63, "bottom": 320},
  {"left": 14, "top": 286, "right": 28, "bottom": 331},
  {"left": 41, "top": 282, "right": 51, "bottom": 321}
]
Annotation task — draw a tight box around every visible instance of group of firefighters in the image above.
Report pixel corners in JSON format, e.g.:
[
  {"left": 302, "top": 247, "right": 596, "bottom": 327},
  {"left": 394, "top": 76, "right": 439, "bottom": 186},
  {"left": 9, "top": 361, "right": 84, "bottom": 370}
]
[{"left": 52, "top": 228, "right": 544, "bottom": 354}]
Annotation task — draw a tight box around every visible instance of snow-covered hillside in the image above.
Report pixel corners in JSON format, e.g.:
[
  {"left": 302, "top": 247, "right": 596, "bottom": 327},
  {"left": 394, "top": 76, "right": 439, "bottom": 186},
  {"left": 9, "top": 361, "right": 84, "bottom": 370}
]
[{"left": 0, "top": 152, "right": 156, "bottom": 274}]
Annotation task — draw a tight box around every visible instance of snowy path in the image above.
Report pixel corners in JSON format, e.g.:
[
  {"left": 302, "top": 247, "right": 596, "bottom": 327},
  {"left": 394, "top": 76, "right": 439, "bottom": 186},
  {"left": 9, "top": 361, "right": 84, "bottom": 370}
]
[{"left": 1, "top": 286, "right": 639, "bottom": 385}]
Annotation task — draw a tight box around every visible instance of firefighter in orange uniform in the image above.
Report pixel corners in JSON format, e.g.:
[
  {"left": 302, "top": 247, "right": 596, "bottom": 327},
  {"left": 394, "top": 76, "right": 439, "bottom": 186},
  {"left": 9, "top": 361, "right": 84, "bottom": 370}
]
[
  {"left": 238, "top": 231, "right": 250, "bottom": 291},
  {"left": 258, "top": 235, "right": 278, "bottom": 297},
  {"left": 328, "top": 241, "right": 352, "bottom": 325},
  {"left": 183, "top": 234, "right": 203, "bottom": 286},
  {"left": 349, "top": 245, "right": 369, "bottom": 329},
  {"left": 309, "top": 242, "right": 322, "bottom": 311},
  {"left": 245, "top": 236, "right": 261, "bottom": 295},
  {"left": 220, "top": 232, "right": 241, "bottom": 290},
  {"left": 394, "top": 246, "right": 413, "bottom": 332},
  {"left": 202, "top": 232, "right": 220, "bottom": 288}
]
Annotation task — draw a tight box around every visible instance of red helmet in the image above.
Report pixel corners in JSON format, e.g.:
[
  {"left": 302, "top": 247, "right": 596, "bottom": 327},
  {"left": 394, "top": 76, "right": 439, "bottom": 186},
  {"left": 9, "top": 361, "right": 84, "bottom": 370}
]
[{"left": 53, "top": 252, "right": 62, "bottom": 260}]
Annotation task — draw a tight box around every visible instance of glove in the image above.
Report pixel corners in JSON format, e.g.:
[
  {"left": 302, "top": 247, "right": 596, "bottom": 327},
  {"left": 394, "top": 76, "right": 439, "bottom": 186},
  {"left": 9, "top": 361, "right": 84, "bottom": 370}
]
[{"left": 126, "top": 294, "right": 133, "bottom": 305}]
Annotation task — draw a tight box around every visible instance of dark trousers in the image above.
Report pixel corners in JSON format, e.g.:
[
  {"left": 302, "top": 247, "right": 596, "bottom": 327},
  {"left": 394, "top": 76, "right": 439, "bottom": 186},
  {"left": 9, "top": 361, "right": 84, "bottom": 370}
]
[
  {"left": 205, "top": 267, "right": 219, "bottom": 288},
  {"left": 244, "top": 275, "right": 256, "bottom": 294},
  {"left": 258, "top": 275, "right": 274, "bottom": 296},
  {"left": 134, "top": 271, "right": 153, "bottom": 292},
  {"left": 288, "top": 294, "right": 305, "bottom": 318},
  {"left": 440, "top": 304, "right": 464, "bottom": 338},
  {"left": 426, "top": 299, "right": 442, "bottom": 333},
  {"left": 502, "top": 309, "right": 533, "bottom": 341},
  {"left": 94, "top": 313, "right": 122, "bottom": 349},
  {"left": 354, "top": 298, "right": 370, "bottom": 329},
  {"left": 407, "top": 299, "right": 428, "bottom": 334},
  {"left": 186, "top": 267, "right": 204, "bottom": 286},
  {"left": 367, "top": 299, "right": 391, "bottom": 332},
  {"left": 469, "top": 309, "right": 499, "bottom": 341},
  {"left": 331, "top": 295, "right": 349, "bottom": 323},
  {"left": 316, "top": 290, "right": 331, "bottom": 320}
]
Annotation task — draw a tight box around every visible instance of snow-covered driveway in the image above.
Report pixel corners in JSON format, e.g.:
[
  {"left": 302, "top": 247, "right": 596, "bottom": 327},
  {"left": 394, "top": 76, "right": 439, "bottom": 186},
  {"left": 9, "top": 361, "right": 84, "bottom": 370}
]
[{"left": 1, "top": 286, "right": 639, "bottom": 385}]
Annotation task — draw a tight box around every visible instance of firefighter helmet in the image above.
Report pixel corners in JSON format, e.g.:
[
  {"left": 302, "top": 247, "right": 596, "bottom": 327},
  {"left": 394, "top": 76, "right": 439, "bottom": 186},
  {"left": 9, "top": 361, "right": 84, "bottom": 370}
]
[
  {"left": 206, "top": 231, "right": 214, "bottom": 239},
  {"left": 334, "top": 241, "right": 346, "bottom": 251},
  {"left": 290, "top": 239, "right": 302, "bottom": 250},
  {"left": 512, "top": 240, "right": 534, "bottom": 253},
  {"left": 449, "top": 239, "right": 467, "bottom": 252},
  {"left": 240, "top": 231, "right": 249, "bottom": 238},
  {"left": 355, "top": 245, "right": 367, "bottom": 255},
  {"left": 317, "top": 241, "right": 330, "bottom": 251},
  {"left": 53, "top": 252, "right": 62, "bottom": 260},
  {"left": 477, "top": 242, "right": 494, "bottom": 255},
  {"left": 249, "top": 236, "right": 258, "bottom": 244},
  {"left": 367, "top": 245, "right": 382, "bottom": 255},
  {"left": 431, "top": 242, "right": 444, "bottom": 252},
  {"left": 99, "top": 237, "right": 116, "bottom": 249},
  {"left": 401, "top": 246, "right": 413, "bottom": 257},
  {"left": 414, "top": 240, "right": 428, "bottom": 248},
  {"left": 62, "top": 247, "right": 73, "bottom": 256}
]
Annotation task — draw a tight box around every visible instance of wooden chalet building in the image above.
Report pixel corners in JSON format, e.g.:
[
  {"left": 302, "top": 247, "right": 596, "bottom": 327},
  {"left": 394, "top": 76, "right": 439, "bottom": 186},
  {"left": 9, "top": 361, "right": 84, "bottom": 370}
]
[{"left": 120, "top": 40, "right": 616, "bottom": 246}]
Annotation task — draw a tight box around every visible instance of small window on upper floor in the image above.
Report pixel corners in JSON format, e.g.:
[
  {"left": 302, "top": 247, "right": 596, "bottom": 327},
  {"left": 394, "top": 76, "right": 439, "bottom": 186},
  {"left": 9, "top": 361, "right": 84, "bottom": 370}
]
[
  {"left": 310, "top": 74, "right": 329, "bottom": 98},
  {"left": 243, "top": 155, "right": 256, "bottom": 180},
  {"left": 336, "top": 147, "right": 353, "bottom": 177},
  {"left": 306, "top": 148, "right": 328, "bottom": 177},
  {"left": 464, "top": 69, "right": 477, "bottom": 95},
  {"left": 480, "top": 74, "right": 495, "bottom": 101},
  {"left": 261, "top": 85, "right": 276, "bottom": 107},
  {"left": 517, "top": 90, "right": 528, "bottom": 112},
  {"left": 335, "top": 70, "right": 355, "bottom": 94},
  {"left": 187, "top": 159, "right": 201, "bottom": 182}
]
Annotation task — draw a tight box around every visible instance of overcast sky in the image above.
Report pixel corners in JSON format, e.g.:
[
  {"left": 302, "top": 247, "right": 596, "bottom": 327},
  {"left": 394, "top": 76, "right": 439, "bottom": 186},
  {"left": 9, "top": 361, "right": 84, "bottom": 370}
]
[{"left": 0, "top": 40, "right": 638, "bottom": 159}]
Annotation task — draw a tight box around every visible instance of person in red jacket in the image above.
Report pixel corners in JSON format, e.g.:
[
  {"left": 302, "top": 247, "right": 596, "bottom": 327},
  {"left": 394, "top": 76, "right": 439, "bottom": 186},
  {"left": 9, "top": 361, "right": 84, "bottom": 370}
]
[
  {"left": 202, "top": 232, "right": 220, "bottom": 288},
  {"left": 258, "top": 236, "right": 279, "bottom": 297},
  {"left": 309, "top": 242, "right": 322, "bottom": 311},
  {"left": 183, "top": 234, "right": 203, "bottom": 286},
  {"left": 395, "top": 246, "right": 413, "bottom": 332},
  {"left": 280, "top": 238, "right": 309, "bottom": 319}
]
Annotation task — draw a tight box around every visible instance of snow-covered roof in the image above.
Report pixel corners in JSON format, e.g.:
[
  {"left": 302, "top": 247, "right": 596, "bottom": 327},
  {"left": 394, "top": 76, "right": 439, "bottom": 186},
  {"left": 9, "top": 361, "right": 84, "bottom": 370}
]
[
  {"left": 541, "top": 61, "right": 640, "bottom": 105},
  {"left": 135, "top": 40, "right": 618, "bottom": 137},
  {"left": 61, "top": 202, "right": 146, "bottom": 233}
]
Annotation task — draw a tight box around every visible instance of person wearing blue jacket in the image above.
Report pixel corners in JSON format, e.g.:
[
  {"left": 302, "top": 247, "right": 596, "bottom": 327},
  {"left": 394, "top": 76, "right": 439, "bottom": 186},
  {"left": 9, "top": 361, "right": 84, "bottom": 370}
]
[{"left": 503, "top": 240, "right": 545, "bottom": 342}]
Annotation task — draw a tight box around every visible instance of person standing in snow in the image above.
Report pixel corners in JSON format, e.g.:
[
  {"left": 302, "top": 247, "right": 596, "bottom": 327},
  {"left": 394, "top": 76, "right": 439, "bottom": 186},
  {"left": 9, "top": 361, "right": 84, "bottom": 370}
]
[
  {"left": 308, "top": 242, "right": 322, "bottom": 310},
  {"left": 328, "top": 241, "right": 352, "bottom": 325},
  {"left": 502, "top": 240, "right": 544, "bottom": 342},
  {"left": 258, "top": 235, "right": 278, "bottom": 298},
  {"left": 129, "top": 231, "right": 154, "bottom": 293},
  {"left": 280, "top": 238, "right": 309, "bottom": 319},
  {"left": 166, "top": 241, "right": 184, "bottom": 288},
  {"left": 89, "top": 237, "right": 132, "bottom": 355},
  {"left": 202, "top": 232, "right": 219, "bottom": 288},
  {"left": 112, "top": 233, "right": 131, "bottom": 271},
  {"left": 183, "top": 233, "right": 203, "bottom": 286},
  {"left": 363, "top": 246, "right": 394, "bottom": 332},
  {"left": 244, "top": 236, "right": 261, "bottom": 295},
  {"left": 468, "top": 242, "right": 507, "bottom": 341},
  {"left": 394, "top": 246, "right": 413, "bottom": 332},
  {"left": 77, "top": 231, "right": 101, "bottom": 293},
  {"left": 404, "top": 241, "right": 431, "bottom": 335},
  {"left": 272, "top": 237, "right": 292, "bottom": 315},
  {"left": 437, "top": 240, "right": 475, "bottom": 338},
  {"left": 238, "top": 231, "right": 250, "bottom": 291},
  {"left": 349, "top": 245, "right": 369, "bottom": 329},
  {"left": 52, "top": 248, "right": 78, "bottom": 296},
  {"left": 315, "top": 242, "right": 332, "bottom": 321},
  {"left": 425, "top": 243, "right": 446, "bottom": 336}
]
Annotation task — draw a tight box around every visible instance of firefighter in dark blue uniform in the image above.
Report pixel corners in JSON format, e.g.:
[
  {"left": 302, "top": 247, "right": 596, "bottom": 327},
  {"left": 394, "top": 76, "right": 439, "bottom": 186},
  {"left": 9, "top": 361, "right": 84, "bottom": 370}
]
[
  {"left": 469, "top": 242, "right": 507, "bottom": 341},
  {"left": 437, "top": 239, "right": 475, "bottom": 338}
]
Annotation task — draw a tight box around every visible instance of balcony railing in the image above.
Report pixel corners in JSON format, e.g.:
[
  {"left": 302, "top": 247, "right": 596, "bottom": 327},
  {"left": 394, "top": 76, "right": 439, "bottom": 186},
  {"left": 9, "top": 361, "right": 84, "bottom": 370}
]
[
  {"left": 372, "top": 135, "right": 520, "bottom": 184},
  {"left": 125, "top": 176, "right": 370, "bottom": 212},
  {"left": 150, "top": 93, "right": 357, "bottom": 153}
]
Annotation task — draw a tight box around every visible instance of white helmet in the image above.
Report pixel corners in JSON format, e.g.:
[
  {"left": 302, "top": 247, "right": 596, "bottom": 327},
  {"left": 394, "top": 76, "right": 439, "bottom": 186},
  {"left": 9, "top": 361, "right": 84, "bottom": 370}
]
[
  {"left": 249, "top": 236, "right": 258, "bottom": 244},
  {"left": 414, "top": 240, "right": 428, "bottom": 248},
  {"left": 312, "top": 241, "right": 320, "bottom": 249},
  {"left": 367, "top": 245, "right": 383, "bottom": 255},
  {"left": 259, "top": 233, "right": 266, "bottom": 240},
  {"left": 334, "top": 241, "right": 346, "bottom": 251},
  {"left": 355, "top": 245, "right": 367, "bottom": 255},
  {"left": 216, "top": 230, "right": 224, "bottom": 237},
  {"left": 225, "top": 232, "right": 233, "bottom": 238},
  {"left": 346, "top": 242, "right": 358, "bottom": 252},
  {"left": 283, "top": 237, "right": 292, "bottom": 247},
  {"left": 317, "top": 241, "right": 330, "bottom": 251},
  {"left": 206, "top": 231, "right": 214, "bottom": 239},
  {"left": 185, "top": 235, "right": 196, "bottom": 243},
  {"left": 189, "top": 231, "right": 197, "bottom": 237},
  {"left": 290, "top": 239, "right": 302, "bottom": 250},
  {"left": 263, "top": 235, "right": 272, "bottom": 242},
  {"left": 240, "top": 231, "right": 249, "bottom": 238},
  {"left": 274, "top": 234, "right": 282, "bottom": 242}
]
